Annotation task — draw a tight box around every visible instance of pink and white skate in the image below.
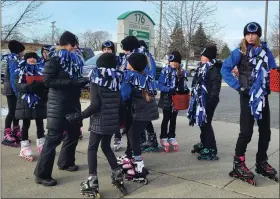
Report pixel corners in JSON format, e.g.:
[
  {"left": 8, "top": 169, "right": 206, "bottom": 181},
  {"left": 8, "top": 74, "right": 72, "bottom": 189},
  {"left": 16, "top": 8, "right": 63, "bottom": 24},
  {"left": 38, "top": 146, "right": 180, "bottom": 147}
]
[
  {"left": 36, "top": 137, "right": 45, "bottom": 153},
  {"left": 19, "top": 140, "right": 33, "bottom": 161},
  {"left": 160, "top": 138, "right": 170, "bottom": 153},
  {"left": 168, "top": 138, "right": 178, "bottom": 152},
  {"left": 13, "top": 125, "right": 21, "bottom": 143},
  {"left": 2, "top": 128, "right": 19, "bottom": 147}
]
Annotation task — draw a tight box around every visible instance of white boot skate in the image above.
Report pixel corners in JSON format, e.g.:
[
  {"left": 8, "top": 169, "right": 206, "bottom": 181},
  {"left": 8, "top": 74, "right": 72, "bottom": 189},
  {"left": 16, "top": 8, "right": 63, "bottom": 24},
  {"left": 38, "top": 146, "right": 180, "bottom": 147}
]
[
  {"left": 20, "top": 140, "right": 33, "bottom": 161},
  {"left": 168, "top": 138, "right": 178, "bottom": 152},
  {"left": 160, "top": 138, "right": 170, "bottom": 153},
  {"left": 126, "top": 160, "right": 148, "bottom": 184},
  {"left": 36, "top": 137, "right": 45, "bottom": 153}
]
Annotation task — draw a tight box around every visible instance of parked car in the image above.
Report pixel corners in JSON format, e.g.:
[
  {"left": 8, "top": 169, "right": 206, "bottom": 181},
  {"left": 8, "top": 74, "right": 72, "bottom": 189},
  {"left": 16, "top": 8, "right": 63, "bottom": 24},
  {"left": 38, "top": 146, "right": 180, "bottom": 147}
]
[
  {"left": 83, "top": 53, "right": 103, "bottom": 77},
  {"left": 155, "top": 61, "right": 165, "bottom": 80},
  {"left": 184, "top": 60, "right": 200, "bottom": 77}
]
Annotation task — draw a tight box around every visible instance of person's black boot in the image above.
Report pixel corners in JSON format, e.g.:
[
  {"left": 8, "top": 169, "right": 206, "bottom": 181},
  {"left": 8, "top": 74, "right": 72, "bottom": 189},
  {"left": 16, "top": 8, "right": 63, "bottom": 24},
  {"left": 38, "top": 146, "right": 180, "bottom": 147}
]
[{"left": 35, "top": 177, "right": 57, "bottom": 186}]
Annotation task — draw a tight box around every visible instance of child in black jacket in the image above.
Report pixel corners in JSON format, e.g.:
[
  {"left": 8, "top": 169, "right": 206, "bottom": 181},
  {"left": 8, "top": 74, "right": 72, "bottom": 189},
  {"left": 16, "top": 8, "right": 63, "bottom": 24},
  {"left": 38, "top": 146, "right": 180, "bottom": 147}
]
[
  {"left": 187, "top": 45, "right": 222, "bottom": 160},
  {"left": 120, "top": 53, "right": 159, "bottom": 184},
  {"left": 66, "top": 53, "right": 126, "bottom": 197}
]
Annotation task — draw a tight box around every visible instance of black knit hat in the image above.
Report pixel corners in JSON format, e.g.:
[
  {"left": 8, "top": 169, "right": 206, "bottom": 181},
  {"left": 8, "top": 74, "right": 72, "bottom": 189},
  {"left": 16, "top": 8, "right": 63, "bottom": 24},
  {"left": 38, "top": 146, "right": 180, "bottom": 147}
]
[
  {"left": 127, "top": 53, "right": 147, "bottom": 72},
  {"left": 201, "top": 46, "right": 217, "bottom": 60},
  {"left": 96, "top": 53, "right": 117, "bottom": 69},
  {"left": 59, "top": 31, "right": 79, "bottom": 47},
  {"left": 243, "top": 22, "right": 262, "bottom": 38},
  {"left": 121, "top": 36, "right": 140, "bottom": 51},
  {"left": 24, "top": 52, "right": 39, "bottom": 61},
  {"left": 139, "top": 40, "right": 148, "bottom": 49},
  {"left": 8, "top": 40, "right": 25, "bottom": 54},
  {"left": 102, "top": 40, "right": 115, "bottom": 53},
  {"left": 168, "top": 51, "right": 182, "bottom": 64}
]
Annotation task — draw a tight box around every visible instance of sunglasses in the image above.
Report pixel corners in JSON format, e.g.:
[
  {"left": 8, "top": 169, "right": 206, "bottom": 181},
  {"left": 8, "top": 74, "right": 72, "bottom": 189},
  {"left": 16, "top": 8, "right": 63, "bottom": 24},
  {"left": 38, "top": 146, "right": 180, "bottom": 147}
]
[
  {"left": 103, "top": 41, "right": 112, "bottom": 48},
  {"left": 168, "top": 55, "right": 175, "bottom": 62},
  {"left": 247, "top": 23, "right": 258, "bottom": 33}
]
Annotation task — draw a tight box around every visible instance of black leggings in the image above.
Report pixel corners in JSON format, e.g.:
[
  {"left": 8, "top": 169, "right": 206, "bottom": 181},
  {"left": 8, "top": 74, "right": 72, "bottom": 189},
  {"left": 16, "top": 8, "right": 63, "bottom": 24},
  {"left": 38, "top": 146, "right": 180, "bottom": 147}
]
[
  {"left": 160, "top": 109, "right": 178, "bottom": 139},
  {"left": 88, "top": 133, "right": 118, "bottom": 175},
  {"left": 235, "top": 94, "right": 271, "bottom": 163},
  {"left": 21, "top": 119, "right": 45, "bottom": 141},
  {"left": 5, "top": 95, "right": 19, "bottom": 129},
  {"left": 125, "top": 121, "right": 149, "bottom": 159}
]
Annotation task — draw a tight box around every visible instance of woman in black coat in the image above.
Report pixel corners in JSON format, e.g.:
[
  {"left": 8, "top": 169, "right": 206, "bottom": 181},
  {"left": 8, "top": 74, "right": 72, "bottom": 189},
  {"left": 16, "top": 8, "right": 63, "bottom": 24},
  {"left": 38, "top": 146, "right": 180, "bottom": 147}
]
[
  {"left": 34, "top": 31, "right": 89, "bottom": 186},
  {"left": 15, "top": 52, "right": 47, "bottom": 161}
]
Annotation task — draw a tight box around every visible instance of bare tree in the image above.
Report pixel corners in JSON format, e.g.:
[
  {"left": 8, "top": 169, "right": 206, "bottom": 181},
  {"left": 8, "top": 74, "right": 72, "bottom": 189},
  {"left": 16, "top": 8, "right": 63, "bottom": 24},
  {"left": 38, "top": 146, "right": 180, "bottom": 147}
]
[
  {"left": 82, "top": 30, "right": 111, "bottom": 50},
  {"left": 1, "top": 0, "right": 19, "bottom": 8},
  {"left": 153, "top": 1, "right": 223, "bottom": 62},
  {"left": 2, "top": 0, "right": 49, "bottom": 41}
]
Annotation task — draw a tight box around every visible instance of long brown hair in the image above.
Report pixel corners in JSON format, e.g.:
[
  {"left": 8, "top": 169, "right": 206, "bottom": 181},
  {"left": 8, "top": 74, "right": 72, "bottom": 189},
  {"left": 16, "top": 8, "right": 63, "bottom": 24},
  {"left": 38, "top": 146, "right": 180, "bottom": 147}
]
[
  {"left": 176, "top": 62, "right": 183, "bottom": 77},
  {"left": 240, "top": 36, "right": 261, "bottom": 55}
]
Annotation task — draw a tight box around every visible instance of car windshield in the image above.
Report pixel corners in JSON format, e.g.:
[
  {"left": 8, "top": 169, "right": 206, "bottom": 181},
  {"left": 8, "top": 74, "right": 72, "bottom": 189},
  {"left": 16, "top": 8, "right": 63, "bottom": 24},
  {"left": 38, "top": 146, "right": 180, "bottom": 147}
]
[{"left": 85, "top": 53, "right": 102, "bottom": 65}]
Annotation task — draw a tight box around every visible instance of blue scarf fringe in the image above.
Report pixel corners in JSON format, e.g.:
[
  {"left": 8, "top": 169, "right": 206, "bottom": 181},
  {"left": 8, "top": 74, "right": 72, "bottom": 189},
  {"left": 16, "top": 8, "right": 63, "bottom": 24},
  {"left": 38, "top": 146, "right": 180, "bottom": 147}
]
[
  {"left": 161, "top": 65, "right": 188, "bottom": 89},
  {"left": 90, "top": 67, "right": 123, "bottom": 91},
  {"left": 248, "top": 42, "right": 269, "bottom": 120},
  {"left": 50, "top": 49, "right": 84, "bottom": 80},
  {"left": 123, "top": 70, "right": 157, "bottom": 96},
  {"left": 16, "top": 60, "right": 44, "bottom": 108},
  {"left": 187, "top": 60, "right": 216, "bottom": 127},
  {"left": 2, "top": 53, "right": 18, "bottom": 63}
]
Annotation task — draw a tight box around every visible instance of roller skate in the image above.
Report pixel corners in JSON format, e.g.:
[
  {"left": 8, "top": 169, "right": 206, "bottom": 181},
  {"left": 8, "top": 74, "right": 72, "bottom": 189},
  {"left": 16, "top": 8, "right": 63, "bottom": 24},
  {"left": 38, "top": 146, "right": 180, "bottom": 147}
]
[
  {"left": 191, "top": 142, "right": 204, "bottom": 154},
  {"left": 160, "top": 138, "right": 170, "bottom": 153},
  {"left": 36, "top": 137, "right": 45, "bottom": 153},
  {"left": 229, "top": 156, "right": 256, "bottom": 186},
  {"left": 142, "top": 131, "right": 159, "bottom": 153},
  {"left": 80, "top": 175, "right": 100, "bottom": 198},
  {"left": 117, "top": 155, "right": 132, "bottom": 166},
  {"left": 2, "top": 128, "right": 19, "bottom": 147},
  {"left": 111, "top": 168, "right": 127, "bottom": 195},
  {"left": 255, "top": 161, "right": 278, "bottom": 182},
  {"left": 197, "top": 148, "right": 219, "bottom": 160},
  {"left": 19, "top": 140, "right": 33, "bottom": 161},
  {"left": 12, "top": 125, "right": 21, "bottom": 144},
  {"left": 113, "top": 138, "right": 122, "bottom": 152},
  {"left": 168, "top": 138, "right": 178, "bottom": 152},
  {"left": 124, "top": 159, "right": 149, "bottom": 185}
]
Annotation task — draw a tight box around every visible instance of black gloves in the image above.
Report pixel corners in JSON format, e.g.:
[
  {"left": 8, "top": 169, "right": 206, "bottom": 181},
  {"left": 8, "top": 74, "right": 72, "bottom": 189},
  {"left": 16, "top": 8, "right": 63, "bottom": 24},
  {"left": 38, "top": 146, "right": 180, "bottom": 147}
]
[
  {"left": 72, "top": 77, "right": 90, "bottom": 88},
  {"left": 29, "top": 81, "right": 45, "bottom": 93},
  {"left": 169, "top": 88, "right": 177, "bottom": 95},
  {"left": 237, "top": 87, "right": 250, "bottom": 97},
  {"left": 65, "top": 112, "right": 84, "bottom": 123}
]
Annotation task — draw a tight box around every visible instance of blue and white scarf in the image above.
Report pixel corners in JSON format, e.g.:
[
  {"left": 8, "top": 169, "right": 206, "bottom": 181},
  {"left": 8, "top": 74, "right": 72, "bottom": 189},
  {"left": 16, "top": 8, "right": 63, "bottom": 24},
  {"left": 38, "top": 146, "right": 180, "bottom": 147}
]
[
  {"left": 90, "top": 67, "right": 123, "bottom": 91},
  {"left": 2, "top": 53, "right": 18, "bottom": 63},
  {"left": 124, "top": 70, "right": 157, "bottom": 96},
  {"left": 15, "top": 60, "right": 44, "bottom": 108},
  {"left": 247, "top": 42, "right": 269, "bottom": 120},
  {"left": 161, "top": 64, "right": 188, "bottom": 89},
  {"left": 49, "top": 49, "right": 84, "bottom": 79},
  {"left": 187, "top": 59, "right": 216, "bottom": 127}
]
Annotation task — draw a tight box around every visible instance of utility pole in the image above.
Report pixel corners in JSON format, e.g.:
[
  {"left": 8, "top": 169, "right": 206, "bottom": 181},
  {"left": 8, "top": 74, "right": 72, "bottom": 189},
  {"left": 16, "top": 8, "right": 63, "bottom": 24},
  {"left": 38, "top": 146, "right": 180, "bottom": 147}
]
[
  {"left": 264, "top": 0, "right": 268, "bottom": 42},
  {"left": 158, "top": 1, "right": 163, "bottom": 61},
  {"left": 51, "top": 21, "right": 56, "bottom": 45}
]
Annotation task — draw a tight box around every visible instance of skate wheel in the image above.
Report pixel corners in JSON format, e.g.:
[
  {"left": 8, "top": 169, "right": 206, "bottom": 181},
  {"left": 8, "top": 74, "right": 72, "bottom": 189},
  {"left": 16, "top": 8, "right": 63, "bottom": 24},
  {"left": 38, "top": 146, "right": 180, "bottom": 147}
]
[
  {"left": 191, "top": 149, "right": 195, "bottom": 153},
  {"left": 197, "top": 156, "right": 201, "bottom": 160},
  {"left": 143, "top": 178, "right": 148, "bottom": 185},
  {"left": 229, "top": 171, "right": 234, "bottom": 177},
  {"left": 120, "top": 186, "right": 127, "bottom": 195}
]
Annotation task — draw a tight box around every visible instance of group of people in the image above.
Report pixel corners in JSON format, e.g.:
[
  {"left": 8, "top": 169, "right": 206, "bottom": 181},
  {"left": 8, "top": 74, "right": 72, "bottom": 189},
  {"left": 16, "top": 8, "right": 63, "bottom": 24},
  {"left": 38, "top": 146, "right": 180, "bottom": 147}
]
[{"left": 1, "top": 21, "right": 278, "bottom": 197}]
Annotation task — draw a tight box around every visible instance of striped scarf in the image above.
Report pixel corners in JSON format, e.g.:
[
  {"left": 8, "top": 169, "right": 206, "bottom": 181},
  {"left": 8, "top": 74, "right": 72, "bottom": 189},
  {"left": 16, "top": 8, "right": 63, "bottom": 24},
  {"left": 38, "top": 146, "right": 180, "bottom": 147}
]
[
  {"left": 123, "top": 70, "right": 157, "bottom": 96},
  {"left": 161, "top": 65, "right": 188, "bottom": 89},
  {"left": 15, "top": 60, "right": 44, "bottom": 108},
  {"left": 187, "top": 59, "right": 216, "bottom": 127},
  {"left": 90, "top": 67, "right": 123, "bottom": 91},
  {"left": 248, "top": 42, "right": 269, "bottom": 120},
  {"left": 49, "top": 49, "right": 84, "bottom": 79}
]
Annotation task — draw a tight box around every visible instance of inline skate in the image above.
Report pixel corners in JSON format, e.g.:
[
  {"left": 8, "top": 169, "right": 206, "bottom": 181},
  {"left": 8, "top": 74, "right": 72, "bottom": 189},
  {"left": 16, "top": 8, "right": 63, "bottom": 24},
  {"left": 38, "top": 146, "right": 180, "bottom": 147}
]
[
  {"left": 229, "top": 156, "right": 256, "bottom": 186},
  {"left": 197, "top": 148, "right": 219, "bottom": 160},
  {"left": 255, "top": 161, "right": 278, "bottom": 182},
  {"left": 191, "top": 142, "right": 204, "bottom": 154},
  {"left": 123, "top": 159, "right": 149, "bottom": 185},
  {"left": 80, "top": 175, "right": 101, "bottom": 198},
  {"left": 111, "top": 168, "right": 127, "bottom": 195}
]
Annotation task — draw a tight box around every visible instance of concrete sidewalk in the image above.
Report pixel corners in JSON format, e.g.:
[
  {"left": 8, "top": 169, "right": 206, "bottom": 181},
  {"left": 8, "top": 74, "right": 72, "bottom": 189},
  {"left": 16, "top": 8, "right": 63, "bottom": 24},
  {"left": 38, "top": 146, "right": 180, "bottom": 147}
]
[{"left": 1, "top": 101, "right": 279, "bottom": 198}]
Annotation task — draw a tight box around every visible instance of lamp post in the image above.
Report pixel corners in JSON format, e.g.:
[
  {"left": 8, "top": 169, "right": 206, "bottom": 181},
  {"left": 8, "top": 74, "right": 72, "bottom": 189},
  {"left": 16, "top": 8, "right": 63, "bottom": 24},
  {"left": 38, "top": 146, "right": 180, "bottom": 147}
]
[{"left": 264, "top": 0, "right": 268, "bottom": 42}]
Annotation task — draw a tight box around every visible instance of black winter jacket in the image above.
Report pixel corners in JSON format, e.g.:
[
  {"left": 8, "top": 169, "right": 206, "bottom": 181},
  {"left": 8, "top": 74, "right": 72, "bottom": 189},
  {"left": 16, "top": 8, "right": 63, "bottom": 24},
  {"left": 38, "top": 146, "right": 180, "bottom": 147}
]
[
  {"left": 43, "top": 57, "right": 83, "bottom": 131},
  {"left": 85, "top": 83, "right": 123, "bottom": 135},
  {"left": 15, "top": 76, "right": 47, "bottom": 120},
  {"left": 191, "top": 61, "right": 222, "bottom": 103}
]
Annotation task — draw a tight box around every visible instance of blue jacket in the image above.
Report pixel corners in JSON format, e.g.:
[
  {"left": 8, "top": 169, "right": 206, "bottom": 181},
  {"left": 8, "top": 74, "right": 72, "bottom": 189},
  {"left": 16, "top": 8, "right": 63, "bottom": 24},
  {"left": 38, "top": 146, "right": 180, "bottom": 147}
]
[
  {"left": 8, "top": 58, "right": 19, "bottom": 95},
  {"left": 221, "top": 46, "right": 277, "bottom": 90}
]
